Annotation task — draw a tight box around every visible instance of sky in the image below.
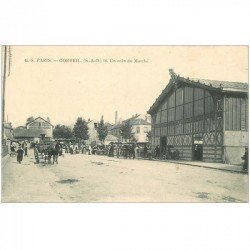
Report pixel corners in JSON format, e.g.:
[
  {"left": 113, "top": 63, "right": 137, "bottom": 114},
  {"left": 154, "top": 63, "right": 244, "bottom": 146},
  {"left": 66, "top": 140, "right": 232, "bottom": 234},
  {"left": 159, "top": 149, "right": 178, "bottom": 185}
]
[{"left": 4, "top": 46, "right": 248, "bottom": 128}]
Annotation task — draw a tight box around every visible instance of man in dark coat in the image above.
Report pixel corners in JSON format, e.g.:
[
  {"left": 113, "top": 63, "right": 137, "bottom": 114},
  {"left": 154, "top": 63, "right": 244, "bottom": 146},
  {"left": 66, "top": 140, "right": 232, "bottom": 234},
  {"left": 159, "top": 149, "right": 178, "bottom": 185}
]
[
  {"left": 16, "top": 146, "right": 24, "bottom": 164},
  {"left": 54, "top": 141, "right": 61, "bottom": 164},
  {"left": 242, "top": 147, "right": 248, "bottom": 172},
  {"left": 108, "top": 143, "right": 114, "bottom": 157},
  {"left": 131, "top": 143, "right": 136, "bottom": 160},
  {"left": 143, "top": 145, "right": 148, "bottom": 158},
  {"left": 155, "top": 145, "right": 160, "bottom": 158}
]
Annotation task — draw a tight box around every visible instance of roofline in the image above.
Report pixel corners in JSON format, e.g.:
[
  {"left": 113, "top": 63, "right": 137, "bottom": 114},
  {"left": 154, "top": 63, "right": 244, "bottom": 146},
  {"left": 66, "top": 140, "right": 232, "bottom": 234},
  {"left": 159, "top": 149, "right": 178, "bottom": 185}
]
[
  {"left": 148, "top": 69, "right": 248, "bottom": 114},
  {"left": 26, "top": 116, "right": 54, "bottom": 127}
]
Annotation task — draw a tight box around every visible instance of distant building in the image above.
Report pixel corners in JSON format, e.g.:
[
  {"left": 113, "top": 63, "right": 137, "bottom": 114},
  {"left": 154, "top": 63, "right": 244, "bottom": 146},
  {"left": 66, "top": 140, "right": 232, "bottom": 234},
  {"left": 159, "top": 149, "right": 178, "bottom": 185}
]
[
  {"left": 3, "top": 122, "right": 14, "bottom": 141},
  {"left": 86, "top": 120, "right": 99, "bottom": 145},
  {"left": 13, "top": 116, "right": 54, "bottom": 142},
  {"left": 87, "top": 120, "right": 117, "bottom": 145},
  {"left": 104, "top": 133, "right": 119, "bottom": 145},
  {"left": 110, "top": 114, "right": 151, "bottom": 143},
  {"left": 148, "top": 69, "right": 248, "bottom": 164}
]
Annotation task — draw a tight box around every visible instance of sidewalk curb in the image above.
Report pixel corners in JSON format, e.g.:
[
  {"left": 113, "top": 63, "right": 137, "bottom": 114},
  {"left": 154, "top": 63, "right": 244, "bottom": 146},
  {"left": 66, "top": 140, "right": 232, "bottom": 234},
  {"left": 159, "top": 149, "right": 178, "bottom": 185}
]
[
  {"left": 148, "top": 158, "right": 245, "bottom": 174},
  {"left": 1, "top": 154, "right": 11, "bottom": 167}
]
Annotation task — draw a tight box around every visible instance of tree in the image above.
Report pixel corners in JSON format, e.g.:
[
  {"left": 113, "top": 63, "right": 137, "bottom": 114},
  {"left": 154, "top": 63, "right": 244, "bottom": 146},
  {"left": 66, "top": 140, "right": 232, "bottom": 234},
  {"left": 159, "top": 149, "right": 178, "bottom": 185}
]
[
  {"left": 53, "top": 124, "right": 73, "bottom": 139},
  {"left": 97, "top": 116, "right": 108, "bottom": 142},
  {"left": 26, "top": 116, "right": 35, "bottom": 126},
  {"left": 146, "top": 130, "right": 152, "bottom": 142},
  {"left": 130, "top": 134, "right": 137, "bottom": 143},
  {"left": 119, "top": 121, "right": 133, "bottom": 142},
  {"left": 73, "top": 117, "right": 89, "bottom": 141}
]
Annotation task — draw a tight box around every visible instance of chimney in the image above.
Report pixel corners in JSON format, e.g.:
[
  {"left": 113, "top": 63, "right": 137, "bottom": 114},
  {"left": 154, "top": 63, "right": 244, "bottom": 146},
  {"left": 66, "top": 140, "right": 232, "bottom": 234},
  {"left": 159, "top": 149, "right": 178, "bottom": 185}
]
[{"left": 115, "top": 111, "right": 118, "bottom": 124}]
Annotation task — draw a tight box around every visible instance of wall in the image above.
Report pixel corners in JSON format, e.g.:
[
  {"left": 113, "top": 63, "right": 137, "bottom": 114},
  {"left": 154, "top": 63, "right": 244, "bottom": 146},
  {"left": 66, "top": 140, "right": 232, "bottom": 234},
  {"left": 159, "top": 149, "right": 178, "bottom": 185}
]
[
  {"left": 87, "top": 121, "right": 99, "bottom": 144},
  {"left": 224, "top": 131, "right": 248, "bottom": 164},
  {"left": 27, "top": 118, "right": 53, "bottom": 138},
  {"left": 132, "top": 124, "right": 151, "bottom": 143}
]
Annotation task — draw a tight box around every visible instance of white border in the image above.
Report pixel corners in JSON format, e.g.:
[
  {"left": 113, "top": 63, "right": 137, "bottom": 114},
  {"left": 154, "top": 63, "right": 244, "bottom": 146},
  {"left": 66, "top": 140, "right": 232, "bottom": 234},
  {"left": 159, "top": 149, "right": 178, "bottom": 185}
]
[{"left": 1, "top": 1, "right": 250, "bottom": 250}]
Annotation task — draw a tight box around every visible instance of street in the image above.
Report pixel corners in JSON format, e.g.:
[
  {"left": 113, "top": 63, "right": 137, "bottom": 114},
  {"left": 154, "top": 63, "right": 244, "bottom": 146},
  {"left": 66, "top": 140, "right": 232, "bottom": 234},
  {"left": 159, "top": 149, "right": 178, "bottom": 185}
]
[{"left": 2, "top": 151, "right": 248, "bottom": 202}]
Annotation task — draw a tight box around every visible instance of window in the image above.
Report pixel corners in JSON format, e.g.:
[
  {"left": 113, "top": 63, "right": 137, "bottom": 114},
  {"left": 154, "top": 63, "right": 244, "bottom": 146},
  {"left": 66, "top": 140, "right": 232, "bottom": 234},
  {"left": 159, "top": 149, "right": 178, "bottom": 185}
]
[
  {"left": 184, "top": 103, "right": 193, "bottom": 119},
  {"left": 225, "top": 97, "right": 248, "bottom": 131},
  {"left": 175, "top": 121, "right": 183, "bottom": 134},
  {"left": 184, "top": 122, "right": 192, "bottom": 134},
  {"left": 161, "top": 100, "right": 168, "bottom": 110},
  {"left": 168, "top": 124, "right": 175, "bottom": 135},
  {"left": 161, "top": 109, "right": 168, "bottom": 123},
  {"left": 184, "top": 87, "right": 193, "bottom": 119},
  {"left": 161, "top": 99, "right": 168, "bottom": 123},
  {"left": 168, "top": 91, "right": 175, "bottom": 108},
  {"left": 175, "top": 88, "right": 184, "bottom": 121},
  {"left": 168, "top": 108, "right": 175, "bottom": 122},
  {"left": 156, "top": 111, "right": 161, "bottom": 124},
  {"left": 204, "top": 91, "right": 214, "bottom": 114},
  {"left": 194, "top": 88, "right": 204, "bottom": 117},
  {"left": 136, "top": 127, "right": 140, "bottom": 133},
  {"left": 176, "top": 105, "right": 183, "bottom": 121}
]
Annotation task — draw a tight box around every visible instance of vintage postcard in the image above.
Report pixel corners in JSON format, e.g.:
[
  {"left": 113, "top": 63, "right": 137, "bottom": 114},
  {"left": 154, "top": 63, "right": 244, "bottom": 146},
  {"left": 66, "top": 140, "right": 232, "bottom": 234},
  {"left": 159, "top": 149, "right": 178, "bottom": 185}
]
[{"left": 1, "top": 46, "right": 248, "bottom": 202}]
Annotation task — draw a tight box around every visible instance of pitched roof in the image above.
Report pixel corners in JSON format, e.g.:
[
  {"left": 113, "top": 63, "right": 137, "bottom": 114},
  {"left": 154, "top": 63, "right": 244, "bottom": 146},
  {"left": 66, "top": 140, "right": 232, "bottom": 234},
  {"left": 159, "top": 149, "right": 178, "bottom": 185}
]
[
  {"left": 3, "top": 122, "right": 13, "bottom": 129},
  {"left": 13, "top": 128, "right": 50, "bottom": 138},
  {"left": 148, "top": 69, "right": 248, "bottom": 114},
  {"left": 110, "top": 118, "right": 151, "bottom": 129},
  {"left": 130, "top": 118, "right": 151, "bottom": 126},
  {"left": 190, "top": 78, "right": 248, "bottom": 92},
  {"left": 123, "top": 114, "right": 141, "bottom": 123},
  {"left": 105, "top": 134, "right": 119, "bottom": 142},
  {"left": 4, "top": 128, "right": 13, "bottom": 138},
  {"left": 27, "top": 116, "right": 53, "bottom": 127}
]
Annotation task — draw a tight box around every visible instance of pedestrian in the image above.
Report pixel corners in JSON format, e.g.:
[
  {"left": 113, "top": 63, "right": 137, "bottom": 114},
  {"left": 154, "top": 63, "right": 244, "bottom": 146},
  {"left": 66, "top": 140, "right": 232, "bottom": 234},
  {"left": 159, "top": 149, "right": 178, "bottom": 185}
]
[
  {"left": 143, "top": 145, "right": 148, "bottom": 158},
  {"left": 242, "top": 147, "right": 248, "bottom": 173},
  {"left": 54, "top": 141, "right": 61, "bottom": 164},
  {"left": 16, "top": 146, "right": 24, "bottom": 164},
  {"left": 69, "top": 144, "right": 74, "bottom": 154},
  {"left": 23, "top": 141, "right": 28, "bottom": 156},
  {"left": 155, "top": 145, "right": 160, "bottom": 158},
  {"left": 131, "top": 143, "right": 136, "bottom": 160},
  {"left": 10, "top": 142, "right": 16, "bottom": 156},
  {"left": 108, "top": 143, "right": 114, "bottom": 157}
]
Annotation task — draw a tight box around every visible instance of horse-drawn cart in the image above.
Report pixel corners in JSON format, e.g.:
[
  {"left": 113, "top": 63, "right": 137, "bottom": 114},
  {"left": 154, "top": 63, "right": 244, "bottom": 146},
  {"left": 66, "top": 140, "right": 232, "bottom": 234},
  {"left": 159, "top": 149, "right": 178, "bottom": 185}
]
[{"left": 34, "top": 141, "right": 58, "bottom": 164}]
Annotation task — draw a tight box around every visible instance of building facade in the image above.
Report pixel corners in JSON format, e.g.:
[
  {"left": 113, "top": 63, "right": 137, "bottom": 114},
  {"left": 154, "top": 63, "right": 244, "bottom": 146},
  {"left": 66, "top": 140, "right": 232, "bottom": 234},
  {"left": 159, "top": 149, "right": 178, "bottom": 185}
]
[
  {"left": 86, "top": 120, "right": 99, "bottom": 145},
  {"left": 14, "top": 117, "right": 53, "bottom": 142},
  {"left": 148, "top": 69, "right": 248, "bottom": 164},
  {"left": 110, "top": 114, "right": 151, "bottom": 143}
]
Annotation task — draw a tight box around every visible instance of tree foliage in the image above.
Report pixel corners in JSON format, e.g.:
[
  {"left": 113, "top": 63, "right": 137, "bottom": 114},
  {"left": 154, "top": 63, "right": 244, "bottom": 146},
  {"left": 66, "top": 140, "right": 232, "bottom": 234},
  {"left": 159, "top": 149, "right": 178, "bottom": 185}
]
[
  {"left": 53, "top": 124, "right": 73, "bottom": 139},
  {"left": 97, "top": 116, "right": 108, "bottom": 142},
  {"left": 26, "top": 116, "right": 35, "bottom": 126},
  {"left": 130, "top": 134, "right": 137, "bottom": 143},
  {"left": 73, "top": 117, "right": 89, "bottom": 141},
  {"left": 119, "top": 121, "right": 133, "bottom": 142}
]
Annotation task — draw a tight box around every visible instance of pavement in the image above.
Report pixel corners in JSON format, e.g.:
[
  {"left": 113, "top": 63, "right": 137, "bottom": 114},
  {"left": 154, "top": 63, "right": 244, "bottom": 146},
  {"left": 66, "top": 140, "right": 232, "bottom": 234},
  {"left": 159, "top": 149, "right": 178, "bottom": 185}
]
[
  {"left": 1, "top": 151, "right": 249, "bottom": 203},
  {"left": 150, "top": 158, "right": 245, "bottom": 173}
]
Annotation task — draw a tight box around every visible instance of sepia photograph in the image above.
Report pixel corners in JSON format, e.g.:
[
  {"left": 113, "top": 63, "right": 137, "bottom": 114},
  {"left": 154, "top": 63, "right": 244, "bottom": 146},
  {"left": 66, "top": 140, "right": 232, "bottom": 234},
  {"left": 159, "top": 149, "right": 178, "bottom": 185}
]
[{"left": 1, "top": 45, "right": 249, "bottom": 202}]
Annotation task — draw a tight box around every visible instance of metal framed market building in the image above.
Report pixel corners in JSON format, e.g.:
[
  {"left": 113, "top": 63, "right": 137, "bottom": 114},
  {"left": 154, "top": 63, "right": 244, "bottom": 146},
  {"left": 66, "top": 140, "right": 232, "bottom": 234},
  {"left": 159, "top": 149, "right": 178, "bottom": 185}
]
[{"left": 147, "top": 69, "right": 248, "bottom": 164}]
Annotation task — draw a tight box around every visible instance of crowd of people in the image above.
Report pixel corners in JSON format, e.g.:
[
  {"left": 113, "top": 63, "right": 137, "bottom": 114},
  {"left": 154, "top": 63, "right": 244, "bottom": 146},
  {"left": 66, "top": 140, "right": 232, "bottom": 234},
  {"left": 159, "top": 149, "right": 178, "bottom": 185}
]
[
  {"left": 60, "top": 142, "right": 165, "bottom": 160},
  {"left": 8, "top": 139, "right": 181, "bottom": 164},
  {"left": 7, "top": 139, "right": 248, "bottom": 171},
  {"left": 8, "top": 140, "right": 29, "bottom": 164}
]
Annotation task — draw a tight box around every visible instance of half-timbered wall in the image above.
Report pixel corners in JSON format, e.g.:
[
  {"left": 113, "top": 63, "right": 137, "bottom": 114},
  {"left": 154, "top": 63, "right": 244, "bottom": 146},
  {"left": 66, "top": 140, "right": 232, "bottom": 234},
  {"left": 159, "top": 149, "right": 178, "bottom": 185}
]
[{"left": 151, "top": 84, "right": 224, "bottom": 162}]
